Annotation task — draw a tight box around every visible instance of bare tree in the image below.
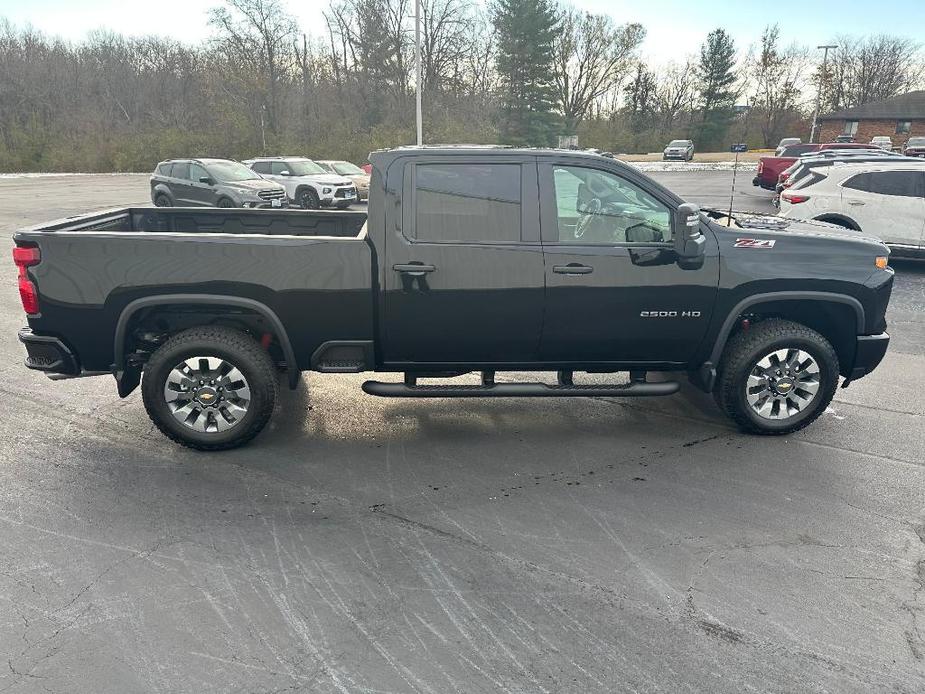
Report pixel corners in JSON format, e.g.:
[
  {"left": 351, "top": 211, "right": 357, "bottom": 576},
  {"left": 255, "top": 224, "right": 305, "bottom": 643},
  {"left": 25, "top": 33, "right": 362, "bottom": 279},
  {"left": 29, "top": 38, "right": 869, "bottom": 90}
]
[
  {"left": 208, "top": 0, "right": 298, "bottom": 135},
  {"left": 654, "top": 59, "right": 695, "bottom": 131},
  {"left": 553, "top": 8, "right": 644, "bottom": 131},
  {"left": 823, "top": 35, "right": 924, "bottom": 112},
  {"left": 747, "top": 25, "right": 807, "bottom": 147}
]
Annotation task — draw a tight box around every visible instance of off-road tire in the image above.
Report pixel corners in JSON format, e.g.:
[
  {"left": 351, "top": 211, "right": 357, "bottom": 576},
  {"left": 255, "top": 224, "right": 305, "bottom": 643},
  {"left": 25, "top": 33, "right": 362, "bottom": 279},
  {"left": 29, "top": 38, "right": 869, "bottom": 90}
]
[
  {"left": 142, "top": 327, "right": 278, "bottom": 451},
  {"left": 714, "top": 319, "right": 839, "bottom": 435}
]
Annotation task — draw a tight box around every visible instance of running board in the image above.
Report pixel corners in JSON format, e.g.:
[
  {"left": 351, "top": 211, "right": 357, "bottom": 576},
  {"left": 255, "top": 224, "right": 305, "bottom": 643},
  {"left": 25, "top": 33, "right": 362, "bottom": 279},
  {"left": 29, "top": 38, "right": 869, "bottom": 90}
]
[{"left": 361, "top": 380, "right": 679, "bottom": 398}]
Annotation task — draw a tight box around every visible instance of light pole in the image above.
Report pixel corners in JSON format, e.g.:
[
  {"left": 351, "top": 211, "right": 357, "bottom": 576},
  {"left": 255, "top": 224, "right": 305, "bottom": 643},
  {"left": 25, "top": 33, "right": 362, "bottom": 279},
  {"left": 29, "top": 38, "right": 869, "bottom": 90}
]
[
  {"left": 415, "top": 0, "right": 422, "bottom": 146},
  {"left": 810, "top": 44, "right": 838, "bottom": 143}
]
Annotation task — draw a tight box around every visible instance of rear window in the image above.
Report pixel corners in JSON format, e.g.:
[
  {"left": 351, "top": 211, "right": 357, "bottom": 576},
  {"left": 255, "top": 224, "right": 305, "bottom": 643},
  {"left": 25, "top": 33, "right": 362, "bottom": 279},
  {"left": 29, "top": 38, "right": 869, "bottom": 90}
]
[
  {"left": 781, "top": 144, "right": 819, "bottom": 157},
  {"left": 156, "top": 163, "right": 171, "bottom": 175},
  {"left": 843, "top": 171, "right": 922, "bottom": 197},
  {"left": 170, "top": 162, "right": 190, "bottom": 180},
  {"left": 413, "top": 163, "right": 522, "bottom": 243}
]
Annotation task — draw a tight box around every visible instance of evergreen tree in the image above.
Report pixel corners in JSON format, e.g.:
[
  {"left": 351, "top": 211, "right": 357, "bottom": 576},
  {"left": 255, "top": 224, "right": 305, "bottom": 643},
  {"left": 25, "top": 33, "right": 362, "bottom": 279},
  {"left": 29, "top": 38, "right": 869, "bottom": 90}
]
[
  {"left": 492, "top": 0, "right": 561, "bottom": 146},
  {"left": 694, "top": 28, "right": 739, "bottom": 149}
]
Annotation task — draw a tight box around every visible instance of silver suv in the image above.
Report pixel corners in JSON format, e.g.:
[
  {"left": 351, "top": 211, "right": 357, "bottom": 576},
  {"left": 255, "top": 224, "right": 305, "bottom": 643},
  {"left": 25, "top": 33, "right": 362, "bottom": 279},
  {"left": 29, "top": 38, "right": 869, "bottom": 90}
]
[{"left": 244, "top": 157, "right": 356, "bottom": 209}]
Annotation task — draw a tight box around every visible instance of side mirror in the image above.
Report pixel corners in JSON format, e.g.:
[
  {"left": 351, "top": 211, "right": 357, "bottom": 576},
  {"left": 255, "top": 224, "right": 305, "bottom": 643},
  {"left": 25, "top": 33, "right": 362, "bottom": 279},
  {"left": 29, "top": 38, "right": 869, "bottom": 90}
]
[
  {"left": 198, "top": 176, "right": 214, "bottom": 185},
  {"left": 673, "top": 202, "right": 705, "bottom": 269},
  {"left": 279, "top": 170, "right": 290, "bottom": 176}
]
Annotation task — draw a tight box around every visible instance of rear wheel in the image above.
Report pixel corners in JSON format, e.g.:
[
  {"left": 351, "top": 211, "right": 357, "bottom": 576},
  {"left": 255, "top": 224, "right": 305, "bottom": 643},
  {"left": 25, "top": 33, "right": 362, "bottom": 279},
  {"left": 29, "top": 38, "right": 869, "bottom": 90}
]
[
  {"left": 154, "top": 194, "right": 172, "bottom": 207},
  {"left": 142, "top": 327, "right": 278, "bottom": 450},
  {"left": 715, "top": 319, "right": 838, "bottom": 435}
]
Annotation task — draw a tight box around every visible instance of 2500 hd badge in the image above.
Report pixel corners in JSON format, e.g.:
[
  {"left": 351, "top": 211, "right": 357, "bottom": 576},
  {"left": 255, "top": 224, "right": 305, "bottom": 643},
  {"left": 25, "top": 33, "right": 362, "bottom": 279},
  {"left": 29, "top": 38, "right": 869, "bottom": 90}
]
[{"left": 640, "top": 310, "right": 703, "bottom": 318}]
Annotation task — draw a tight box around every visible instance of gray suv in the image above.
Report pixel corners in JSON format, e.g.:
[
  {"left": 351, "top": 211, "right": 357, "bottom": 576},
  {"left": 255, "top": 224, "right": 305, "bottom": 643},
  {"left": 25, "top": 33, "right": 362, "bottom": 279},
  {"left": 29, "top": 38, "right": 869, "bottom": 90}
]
[{"left": 150, "top": 158, "right": 288, "bottom": 208}]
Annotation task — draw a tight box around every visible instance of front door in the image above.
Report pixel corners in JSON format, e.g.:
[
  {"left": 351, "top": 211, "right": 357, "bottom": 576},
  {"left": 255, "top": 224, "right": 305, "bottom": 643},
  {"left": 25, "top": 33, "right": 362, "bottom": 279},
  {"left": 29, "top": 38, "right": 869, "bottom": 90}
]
[
  {"left": 382, "top": 158, "right": 546, "bottom": 365},
  {"left": 538, "top": 161, "right": 719, "bottom": 365}
]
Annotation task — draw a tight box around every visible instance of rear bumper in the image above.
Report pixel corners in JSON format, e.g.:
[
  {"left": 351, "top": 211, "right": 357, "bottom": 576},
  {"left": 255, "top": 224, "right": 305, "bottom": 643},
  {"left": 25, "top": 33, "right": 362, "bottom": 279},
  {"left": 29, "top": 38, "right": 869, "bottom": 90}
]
[
  {"left": 847, "top": 332, "right": 889, "bottom": 381},
  {"left": 19, "top": 328, "right": 79, "bottom": 375}
]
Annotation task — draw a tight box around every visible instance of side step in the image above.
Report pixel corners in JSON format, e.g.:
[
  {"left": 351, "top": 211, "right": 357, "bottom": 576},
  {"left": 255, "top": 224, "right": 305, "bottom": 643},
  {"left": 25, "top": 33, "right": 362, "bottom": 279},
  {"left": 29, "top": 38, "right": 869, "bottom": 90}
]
[{"left": 361, "top": 380, "right": 679, "bottom": 398}]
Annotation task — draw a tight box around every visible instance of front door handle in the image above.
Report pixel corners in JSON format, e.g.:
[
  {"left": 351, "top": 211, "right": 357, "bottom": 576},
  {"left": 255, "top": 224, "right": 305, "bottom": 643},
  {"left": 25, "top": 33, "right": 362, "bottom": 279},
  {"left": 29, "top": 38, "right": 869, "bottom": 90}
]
[
  {"left": 553, "top": 264, "right": 593, "bottom": 275},
  {"left": 393, "top": 263, "right": 436, "bottom": 276},
  {"left": 848, "top": 200, "right": 865, "bottom": 206}
]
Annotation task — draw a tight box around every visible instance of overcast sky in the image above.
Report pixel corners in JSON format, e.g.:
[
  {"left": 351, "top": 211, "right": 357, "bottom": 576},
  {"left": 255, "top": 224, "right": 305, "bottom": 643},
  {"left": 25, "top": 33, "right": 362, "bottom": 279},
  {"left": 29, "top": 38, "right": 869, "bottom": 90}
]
[{"left": 1, "top": 0, "right": 924, "bottom": 68}]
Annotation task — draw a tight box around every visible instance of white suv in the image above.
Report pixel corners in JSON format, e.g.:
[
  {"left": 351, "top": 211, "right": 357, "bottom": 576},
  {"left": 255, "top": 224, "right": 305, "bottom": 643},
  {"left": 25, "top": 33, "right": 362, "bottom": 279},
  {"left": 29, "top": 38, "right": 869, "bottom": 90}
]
[
  {"left": 244, "top": 157, "right": 356, "bottom": 209},
  {"left": 779, "top": 160, "right": 925, "bottom": 251}
]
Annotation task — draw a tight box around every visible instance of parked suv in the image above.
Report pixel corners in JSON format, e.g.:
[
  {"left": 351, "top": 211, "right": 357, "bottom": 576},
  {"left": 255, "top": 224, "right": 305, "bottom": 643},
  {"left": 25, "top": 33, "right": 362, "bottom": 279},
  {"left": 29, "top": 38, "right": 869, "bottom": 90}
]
[
  {"left": 903, "top": 136, "right": 925, "bottom": 157},
  {"left": 779, "top": 160, "right": 925, "bottom": 252},
  {"left": 244, "top": 157, "right": 356, "bottom": 209},
  {"left": 150, "top": 159, "right": 287, "bottom": 208},
  {"left": 662, "top": 139, "right": 694, "bottom": 161},
  {"left": 315, "top": 160, "right": 371, "bottom": 200}
]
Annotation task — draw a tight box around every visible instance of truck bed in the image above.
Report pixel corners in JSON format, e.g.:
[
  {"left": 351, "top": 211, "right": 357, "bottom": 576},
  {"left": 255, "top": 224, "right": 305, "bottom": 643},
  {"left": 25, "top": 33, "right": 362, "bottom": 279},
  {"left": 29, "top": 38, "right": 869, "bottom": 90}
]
[{"left": 15, "top": 207, "right": 375, "bottom": 374}]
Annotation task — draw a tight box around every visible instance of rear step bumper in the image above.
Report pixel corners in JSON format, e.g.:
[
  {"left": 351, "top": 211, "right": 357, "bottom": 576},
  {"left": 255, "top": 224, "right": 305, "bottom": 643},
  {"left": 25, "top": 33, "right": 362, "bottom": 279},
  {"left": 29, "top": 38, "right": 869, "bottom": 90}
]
[{"left": 361, "top": 381, "right": 679, "bottom": 398}]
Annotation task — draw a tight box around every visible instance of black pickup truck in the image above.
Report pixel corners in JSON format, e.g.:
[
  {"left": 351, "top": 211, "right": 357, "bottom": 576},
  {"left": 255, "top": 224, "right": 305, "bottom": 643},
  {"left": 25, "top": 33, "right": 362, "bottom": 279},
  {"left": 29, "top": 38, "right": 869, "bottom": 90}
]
[{"left": 14, "top": 147, "right": 893, "bottom": 450}]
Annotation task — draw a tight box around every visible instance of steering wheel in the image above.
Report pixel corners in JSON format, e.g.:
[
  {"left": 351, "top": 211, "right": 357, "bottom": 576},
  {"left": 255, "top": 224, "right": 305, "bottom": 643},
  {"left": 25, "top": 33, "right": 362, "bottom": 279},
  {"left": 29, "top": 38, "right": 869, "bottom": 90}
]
[{"left": 574, "top": 197, "right": 602, "bottom": 239}]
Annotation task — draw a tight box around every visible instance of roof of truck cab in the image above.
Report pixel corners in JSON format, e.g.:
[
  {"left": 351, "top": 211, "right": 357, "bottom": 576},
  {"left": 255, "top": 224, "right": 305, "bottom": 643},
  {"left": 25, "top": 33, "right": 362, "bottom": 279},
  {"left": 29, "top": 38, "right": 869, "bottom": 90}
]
[{"left": 369, "top": 146, "right": 685, "bottom": 205}]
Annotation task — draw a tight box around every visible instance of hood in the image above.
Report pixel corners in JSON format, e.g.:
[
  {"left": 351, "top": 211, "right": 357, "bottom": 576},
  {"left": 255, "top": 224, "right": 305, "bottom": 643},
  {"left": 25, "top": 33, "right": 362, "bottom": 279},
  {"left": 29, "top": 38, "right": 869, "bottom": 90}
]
[
  {"left": 293, "top": 173, "right": 353, "bottom": 186},
  {"left": 222, "top": 178, "right": 282, "bottom": 191},
  {"left": 724, "top": 211, "right": 884, "bottom": 245}
]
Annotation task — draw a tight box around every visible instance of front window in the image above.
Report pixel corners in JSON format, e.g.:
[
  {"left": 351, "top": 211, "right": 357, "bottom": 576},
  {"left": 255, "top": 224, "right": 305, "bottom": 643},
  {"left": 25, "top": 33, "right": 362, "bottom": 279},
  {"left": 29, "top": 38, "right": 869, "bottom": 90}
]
[
  {"left": 206, "top": 161, "right": 261, "bottom": 182},
  {"left": 843, "top": 121, "right": 859, "bottom": 136},
  {"left": 332, "top": 161, "right": 365, "bottom": 176},
  {"left": 551, "top": 165, "right": 672, "bottom": 244},
  {"left": 896, "top": 121, "right": 911, "bottom": 134}
]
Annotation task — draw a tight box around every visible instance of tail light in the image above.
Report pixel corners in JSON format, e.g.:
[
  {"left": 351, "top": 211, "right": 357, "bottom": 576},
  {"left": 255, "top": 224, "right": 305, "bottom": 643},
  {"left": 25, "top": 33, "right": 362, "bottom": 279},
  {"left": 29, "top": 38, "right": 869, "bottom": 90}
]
[
  {"left": 758, "top": 160, "right": 764, "bottom": 173},
  {"left": 779, "top": 172, "right": 790, "bottom": 183},
  {"left": 782, "top": 192, "right": 809, "bottom": 204},
  {"left": 13, "top": 244, "right": 41, "bottom": 315}
]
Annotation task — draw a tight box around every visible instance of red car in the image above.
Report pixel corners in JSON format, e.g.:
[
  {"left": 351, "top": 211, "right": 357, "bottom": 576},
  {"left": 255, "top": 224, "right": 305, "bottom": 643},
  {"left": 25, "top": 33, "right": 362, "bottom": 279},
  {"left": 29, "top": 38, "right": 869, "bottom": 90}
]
[{"left": 753, "top": 142, "right": 877, "bottom": 190}]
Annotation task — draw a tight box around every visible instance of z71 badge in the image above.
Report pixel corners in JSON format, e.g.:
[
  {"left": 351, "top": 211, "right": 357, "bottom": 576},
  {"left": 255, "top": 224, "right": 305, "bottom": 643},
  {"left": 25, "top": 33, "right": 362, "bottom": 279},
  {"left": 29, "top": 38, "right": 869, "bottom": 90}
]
[{"left": 734, "top": 238, "right": 776, "bottom": 248}]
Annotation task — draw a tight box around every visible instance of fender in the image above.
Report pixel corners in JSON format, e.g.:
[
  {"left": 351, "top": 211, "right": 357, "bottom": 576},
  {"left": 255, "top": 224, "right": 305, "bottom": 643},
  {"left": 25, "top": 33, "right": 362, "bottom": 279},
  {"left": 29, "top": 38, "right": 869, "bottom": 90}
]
[
  {"left": 692, "top": 291, "right": 866, "bottom": 392},
  {"left": 812, "top": 214, "right": 860, "bottom": 231},
  {"left": 113, "top": 294, "right": 300, "bottom": 395}
]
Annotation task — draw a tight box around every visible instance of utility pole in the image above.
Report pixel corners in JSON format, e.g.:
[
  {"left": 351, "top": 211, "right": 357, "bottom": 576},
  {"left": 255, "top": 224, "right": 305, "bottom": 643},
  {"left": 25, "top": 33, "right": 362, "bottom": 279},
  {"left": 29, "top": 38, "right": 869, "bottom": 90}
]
[
  {"left": 810, "top": 44, "right": 838, "bottom": 143},
  {"left": 415, "top": 0, "right": 423, "bottom": 146}
]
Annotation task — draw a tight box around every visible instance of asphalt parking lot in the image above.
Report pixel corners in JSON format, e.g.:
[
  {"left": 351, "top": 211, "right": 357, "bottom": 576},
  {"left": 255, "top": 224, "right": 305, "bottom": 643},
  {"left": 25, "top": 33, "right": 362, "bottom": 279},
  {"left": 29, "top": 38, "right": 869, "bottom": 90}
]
[{"left": 1, "top": 173, "right": 923, "bottom": 693}]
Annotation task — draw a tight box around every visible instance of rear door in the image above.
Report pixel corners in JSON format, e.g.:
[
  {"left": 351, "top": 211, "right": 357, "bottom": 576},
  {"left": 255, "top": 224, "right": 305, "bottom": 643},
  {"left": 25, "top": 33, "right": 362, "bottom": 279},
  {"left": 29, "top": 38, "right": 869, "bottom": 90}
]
[
  {"left": 840, "top": 170, "right": 925, "bottom": 245},
  {"left": 167, "top": 161, "right": 195, "bottom": 205},
  {"left": 538, "top": 159, "right": 719, "bottom": 365},
  {"left": 382, "top": 156, "right": 545, "bottom": 364}
]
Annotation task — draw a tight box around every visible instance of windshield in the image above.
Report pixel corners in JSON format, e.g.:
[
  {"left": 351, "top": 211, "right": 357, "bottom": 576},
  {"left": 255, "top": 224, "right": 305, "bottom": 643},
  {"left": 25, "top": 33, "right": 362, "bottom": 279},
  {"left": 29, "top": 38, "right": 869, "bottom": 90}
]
[
  {"left": 907, "top": 137, "right": 925, "bottom": 146},
  {"left": 207, "top": 161, "right": 261, "bottom": 182},
  {"left": 332, "top": 161, "right": 365, "bottom": 175},
  {"left": 286, "top": 159, "right": 327, "bottom": 175},
  {"left": 668, "top": 140, "right": 689, "bottom": 147}
]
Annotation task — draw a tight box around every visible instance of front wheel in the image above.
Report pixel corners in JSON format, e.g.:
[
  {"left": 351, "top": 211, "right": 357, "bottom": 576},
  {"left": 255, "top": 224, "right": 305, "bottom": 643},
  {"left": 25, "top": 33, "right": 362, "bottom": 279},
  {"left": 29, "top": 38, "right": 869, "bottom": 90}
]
[
  {"left": 715, "top": 319, "right": 839, "bottom": 435},
  {"left": 141, "top": 327, "right": 278, "bottom": 450},
  {"left": 298, "top": 188, "right": 320, "bottom": 209},
  {"left": 217, "top": 197, "right": 236, "bottom": 209}
]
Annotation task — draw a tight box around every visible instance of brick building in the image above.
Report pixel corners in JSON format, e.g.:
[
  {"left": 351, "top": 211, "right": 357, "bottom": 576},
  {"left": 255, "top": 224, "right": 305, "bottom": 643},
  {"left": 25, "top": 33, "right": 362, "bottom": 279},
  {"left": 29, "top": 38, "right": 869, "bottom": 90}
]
[{"left": 817, "top": 90, "right": 925, "bottom": 146}]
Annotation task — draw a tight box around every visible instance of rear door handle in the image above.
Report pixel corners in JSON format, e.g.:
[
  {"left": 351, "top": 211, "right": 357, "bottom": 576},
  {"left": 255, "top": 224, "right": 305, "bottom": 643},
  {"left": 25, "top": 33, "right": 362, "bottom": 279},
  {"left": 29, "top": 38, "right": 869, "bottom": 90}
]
[
  {"left": 393, "top": 263, "right": 436, "bottom": 276},
  {"left": 553, "top": 264, "right": 593, "bottom": 275}
]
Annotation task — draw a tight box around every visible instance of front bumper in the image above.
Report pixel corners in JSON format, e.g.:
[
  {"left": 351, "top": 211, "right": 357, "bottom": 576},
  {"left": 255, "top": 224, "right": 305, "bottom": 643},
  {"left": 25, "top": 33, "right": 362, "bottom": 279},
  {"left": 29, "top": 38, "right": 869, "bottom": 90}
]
[
  {"left": 663, "top": 153, "right": 688, "bottom": 160},
  {"left": 242, "top": 199, "right": 289, "bottom": 209},
  {"left": 19, "top": 328, "right": 79, "bottom": 375},
  {"left": 846, "top": 332, "right": 889, "bottom": 382}
]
